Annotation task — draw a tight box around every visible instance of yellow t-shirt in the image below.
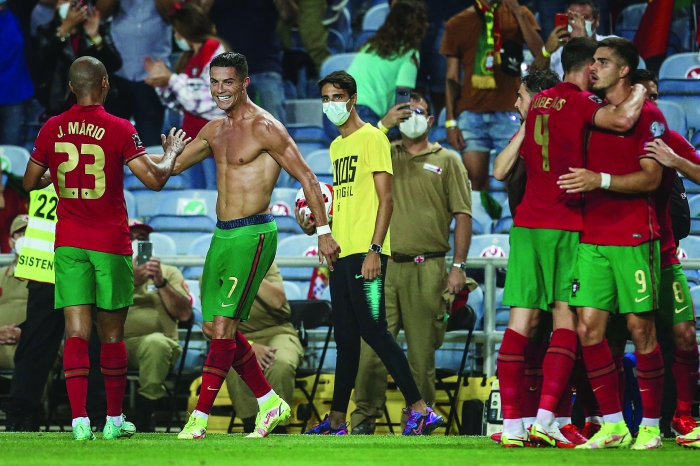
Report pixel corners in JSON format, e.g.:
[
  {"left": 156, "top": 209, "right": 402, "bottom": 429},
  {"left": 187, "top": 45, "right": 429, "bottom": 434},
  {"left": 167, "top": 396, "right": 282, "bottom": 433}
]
[{"left": 329, "top": 123, "right": 392, "bottom": 258}]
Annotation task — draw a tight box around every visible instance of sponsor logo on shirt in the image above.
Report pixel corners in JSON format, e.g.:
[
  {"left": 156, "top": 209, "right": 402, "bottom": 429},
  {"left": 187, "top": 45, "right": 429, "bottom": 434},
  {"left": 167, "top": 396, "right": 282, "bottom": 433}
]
[{"left": 588, "top": 95, "right": 604, "bottom": 104}]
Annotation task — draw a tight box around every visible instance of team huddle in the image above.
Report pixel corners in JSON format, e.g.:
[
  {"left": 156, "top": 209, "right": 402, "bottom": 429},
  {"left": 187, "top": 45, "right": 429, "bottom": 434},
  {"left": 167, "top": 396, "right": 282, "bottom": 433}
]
[{"left": 495, "top": 36, "right": 700, "bottom": 450}]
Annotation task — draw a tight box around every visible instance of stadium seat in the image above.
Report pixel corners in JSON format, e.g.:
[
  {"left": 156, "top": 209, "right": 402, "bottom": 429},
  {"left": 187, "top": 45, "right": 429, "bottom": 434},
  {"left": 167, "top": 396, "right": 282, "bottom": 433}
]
[
  {"left": 656, "top": 100, "right": 688, "bottom": 137},
  {"left": 131, "top": 190, "right": 165, "bottom": 219},
  {"left": 150, "top": 232, "right": 177, "bottom": 257},
  {"left": 124, "top": 189, "right": 137, "bottom": 218},
  {"left": 490, "top": 176, "right": 506, "bottom": 192},
  {"left": 304, "top": 150, "right": 333, "bottom": 185},
  {"left": 182, "top": 233, "right": 212, "bottom": 280},
  {"left": 271, "top": 187, "right": 299, "bottom": 215},
  {"left": 500, "top": 198, "right": 511, "bottom": 219},
  {"left": 361, "top": 3, "right": 389, "bottom": 30},
  {"left": 690, "top": 218, "right": 700, "bottom": 236},
  {"left": 151, "top": 189, "right": 218, "bottom": 222},
  {"left": 470, "top": 191, "right": 497, "bottom": 232},
  {"left": 353, "top": 30, "right": 373, "bottom": 51},
  {"left": 468, "top": 234, "right": 510, "bottom": 257},
  {"left": 283, "top": 281, "right": 303, "bottom": 301},
  {"left": 296, "top": 141, "right": 328, "bottom": 161},
  {"left": 166, "top": 231, "right": 213, "bottom": 255},
  {"left": 688, "top": 194, "right": 700, "bottom": 217},
  {"left": 275, "top": 215, "right": 305, "bottom": 238},
  {"left": 679, "top": 235, "right": 700, "bottom": 258},
  {"left": 0, "top": 145, "right": 30, "bottom": 176},
  {"left": 287, "top": 124, "right": 328, "bottom": 143},
  {"left": 185, "top": 279, "right": 202, "bottom": 323},
  {"left": 494, "top": 287, "right": 509, "bottom": 331},
  {"left": 615, "top": 3, "right": 646, "bottom": 31},
  {"left": 493, "top": 216, "right": 513, "bottom": 234},
  {"left": 286, "top": 101, "right": 325, "bottom": 130},
  {"left": 472, "top": 218, "right": 485, "bottom": 236},
  {"left": 690, "top": 285, "right": 700, "bottom": 317},
  {"left": 327, "top": 27, "right": 347, "bottom": 55},
  {"left": 684, "top": 177, "right": 700, "bottom": 194},
  {"left": 276, "top": 234, "right": 319, "bottom": 281},
  {"left": 658, "top": 53, "right": 700, "bottom": 133},
  {"left": 319, "top": 53, "right": 357, "bottom": 78}
]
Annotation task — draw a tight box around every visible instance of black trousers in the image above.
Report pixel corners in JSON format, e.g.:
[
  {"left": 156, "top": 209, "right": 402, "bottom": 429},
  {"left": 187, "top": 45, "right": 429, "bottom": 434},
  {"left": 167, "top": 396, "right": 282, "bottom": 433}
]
[
  {"left": 329, "top": 253, "right": 422, "bottom": 413},
  {"left": 3, "top": 282, "right": 105, "bottom": 427}
]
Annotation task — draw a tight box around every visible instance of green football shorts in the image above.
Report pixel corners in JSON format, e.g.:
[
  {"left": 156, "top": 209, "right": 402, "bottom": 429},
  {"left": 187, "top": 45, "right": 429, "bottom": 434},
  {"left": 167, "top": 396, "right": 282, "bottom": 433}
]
[
  {"left": 569, "top": 241, "right": 660, "bottom": 314},
  {"left": 502, "top": 226, "right": 579, "bottom": 310},
  {"left": 54, "top": 246, "right": 134, "bottom": 310},
  {"left": 201, "top": 216, "right": 277, "bottom": 322},
  {"left": 657, "top": 263, "right": 696, "bottom": 329}
]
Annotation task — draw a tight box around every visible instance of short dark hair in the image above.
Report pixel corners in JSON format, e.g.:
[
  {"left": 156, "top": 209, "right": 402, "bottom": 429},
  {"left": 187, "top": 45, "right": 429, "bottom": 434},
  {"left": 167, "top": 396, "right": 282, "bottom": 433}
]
[
  {"left": 210, "top": 52, "right": 248, "bottom": 79},
  {"left": 631, "top": 69, "right": 658, "bottom": 87},
  {"left": 597, "top": 37, "right": 639, "bottom": 77},
  {"left": 521, "top": 69, "right": 561, "bottom": 96},
  {"left": 568, "top": 0, "right": 599, "bottom": 18},
  {"left": 410, "top": 91, "right": 432, "bottom": 116},
  {"left": 561, "top": 36, "right": 598, "bottom": 75},
  {"left": 318, "top": 70, "right": 357, "bottom": 97}
]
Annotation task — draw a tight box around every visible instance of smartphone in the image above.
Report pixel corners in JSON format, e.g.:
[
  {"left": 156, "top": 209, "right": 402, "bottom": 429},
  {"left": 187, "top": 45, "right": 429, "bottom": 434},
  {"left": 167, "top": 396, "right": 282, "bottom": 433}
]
[
  {"left": 555, "top": 13, "right": 569, "bottom": 29},
  {"left": 395, "top": 88, "right": 410, "bottom": 110},
  {"left": 137, "top": 241, "right": 152, "bottom": 266}
]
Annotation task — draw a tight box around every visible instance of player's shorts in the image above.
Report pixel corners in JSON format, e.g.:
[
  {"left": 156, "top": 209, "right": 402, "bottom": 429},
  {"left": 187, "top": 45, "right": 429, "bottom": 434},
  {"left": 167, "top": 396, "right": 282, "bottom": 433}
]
[
  {"left": 54, "top": 246, "right": 133, "bottom": 310},
  {"left": 201, "top": 214, "right": 277, "bottom": 322},
  {"left": 657, "top": 263, "right": 696, "bottom": 329},
  {"left": 569, "top": 241, "right": 660, "bottom": 314},
  {"left": 502, "top": 226, "right": 579, "bottom": 310}
]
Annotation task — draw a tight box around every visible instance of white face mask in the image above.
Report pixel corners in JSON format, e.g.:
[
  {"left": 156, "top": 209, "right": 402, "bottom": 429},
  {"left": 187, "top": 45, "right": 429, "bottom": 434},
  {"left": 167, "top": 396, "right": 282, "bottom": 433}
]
[
  {"left": 399, "top": 113, "right": 429, "bottom": 139},
  {"left": 323, "top": 100, "right": 353, "bottom": 126},
  {"left": 175, "top": 36, "right": 191, "bottom": 51},
  {"left": 58, "top": 2, "right": 70, "bottom": 20},
  {"left": 13, "top": 236, "right": 26, "bottom": 256},
  {"left": 568, "top": 20, "right": 595, "bottom": 37}
]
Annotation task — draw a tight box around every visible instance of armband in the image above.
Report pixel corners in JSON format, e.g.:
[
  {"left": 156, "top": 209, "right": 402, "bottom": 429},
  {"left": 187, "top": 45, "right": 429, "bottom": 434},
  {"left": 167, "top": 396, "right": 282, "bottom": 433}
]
[
  {"left": 541, "top": 45, "right": 552, "bottom": 58},
  {"left": 445, "top": 119, "right": 458, "bottom": 129},
  {"left": 600, "top": 173, "right": 611, "bottom": 190},
  {"left": 377, "top": 120, "right": 390, "bottom": 134},
  {"left": 316, "top": 224, "right": 331, "bottom": 236}
]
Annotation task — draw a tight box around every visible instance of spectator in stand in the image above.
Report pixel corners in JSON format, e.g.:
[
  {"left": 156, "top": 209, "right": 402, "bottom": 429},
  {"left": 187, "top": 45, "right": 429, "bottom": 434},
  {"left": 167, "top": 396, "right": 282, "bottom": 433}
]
[
  {"left": 144, "top": 1, "right": 227, "bottom": 189},
  {"left": 532, "top": 1, "right": 614, "bottom": 79},
  {"left": 125, "top": 219, "right": 192, "bottom": 432},
  {"left": 201, "top": 0, "right": 287, "bottom": 124},
  {"left": 0, "top": 215, "right": 29, "bottom": 370},
  {"left": 277, "top": 0, "right": 330, "bottom": 76},
  {"left": 96, "top": 0, "right": 173, "bottom": 146},
  {"left": 344, "top": 0, "right": 427, "bottom": 138},
  {"left": 30, "top": 0, "right": 55, "bottom": 36},
  {"left": 33, "top": 0, "right": 122, "bottom": 116},
  {"left": 0, "top": 0, "right": 35, "bottom": 146},
  {"left": 440, "top": 0, "right": 543, "bottom": 191},
  {"left": 223, "top": 263, "right": 303, "bottom": 435}
]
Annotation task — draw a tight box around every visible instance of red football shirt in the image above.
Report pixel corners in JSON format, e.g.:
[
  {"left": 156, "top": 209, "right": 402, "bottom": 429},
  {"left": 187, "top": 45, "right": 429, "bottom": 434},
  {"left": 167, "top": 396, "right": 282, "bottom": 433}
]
[
  {"left": 656, "top": 130, "right": 700, "bottom": 267},
  {"left": 516, "top": 82, "right": 604, "bottom": 230},
  {"left": 30, "top": 105, "right": 145, "bottom": 255},
  {"left": 582, "top": 100, "right": 669, "bottom": 246}
]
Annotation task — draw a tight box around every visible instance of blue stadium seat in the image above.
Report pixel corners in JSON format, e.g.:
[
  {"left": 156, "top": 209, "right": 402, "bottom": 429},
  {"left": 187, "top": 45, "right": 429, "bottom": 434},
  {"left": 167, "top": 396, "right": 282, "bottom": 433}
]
[
  {"left": 468, "top": 234, "right": 510, "bottom": 257},
  {"left": 131, "top": 190, "right": 164, "bottom": 219},
  {"left": 691, "top": 132, "right": 700, "bottom": 149},
  {"left": 319, "top": 53, "right": 357, "bottom": 78},
  {"left": 304, "top": 150, "right": 333, "bottom": 185},
  {"left": 470, "top": 191, "right": 496, "bottom": 232},
  {"left": 659, "top": 53, "right": 700, "bottom": 80},
  {"left": 275, "top": 215, "right": 304, "bottom": 237},
  {"left": 124, "top": 189, "right": 137, "bottom": 218},
  {"left": 276, "top": 234, "right": 319, "bottom": 281},
  {"left": 288, "top": 125, "right": 328, "bottom": 143},
  {"left": 490, "top": 176, "right": 506, "bottom": 192},
  {"left": 658, "top": 53, "right": 700, "bottom": 133},
  {"left": 152, "top": 190, "right": 218, "bottom": 222},
  {"left": 362, "top": 3, "right": 389, "bottom": 30},
  {"left": 327, "top": 27, "right": 347, "bottom": 55},
  {"left": 0, "top": 145, "right": 30, "bottom": 176},
  {"left": 150, "top": 232, "right": 177, "bottom": 257},
  {"left": 690, "top": 285, "right": 700, "bottom": 317},
  {"left": 657, "top": 100, "right": 688, "bottom": 137},
  {"left": 494, "top": 287, "right": 509, "bottom": 331},
  {"left": 500, "top": 197, "right": 511, "bottom": 219},
  {"left": 182, "top": 233, "right": 212, "bottom": 279},
  {"left": 284, "top": 80, "right": 298, "bottom": 100},
  {"left": 688, "top": 194, "right": 700, "bottom": 217},
  {"left": 683, "top": 177, "right": 700, "bottom": 194},
  {"left": 679, "top": 235, "right": 700, "bottom": 258},
  {"left": 615, "top": 3, "right": 647, "bottom": 31},
  {"left": 353, "top": 30, "right": 373, "bottom": 51},
  {"left": 472, "top": 218, "right": 485, "bottom": 236},
  {"left": 283, "top": 281, "right": 303, "bottom": 301},
  {"left": 297, "top": 142, "right": 328, "bottom": 160},
  {"left": 493, "top": 216, "right": 513, "bottom": 234},
  {"left": 467, "top": 285, "right": 484, "bottom": 330},
  {"left": 271, "top": 188, "right": 299, "bottom": 215},
  {"left": 690, "top": 218, "right": 700, "bottom": 236}
]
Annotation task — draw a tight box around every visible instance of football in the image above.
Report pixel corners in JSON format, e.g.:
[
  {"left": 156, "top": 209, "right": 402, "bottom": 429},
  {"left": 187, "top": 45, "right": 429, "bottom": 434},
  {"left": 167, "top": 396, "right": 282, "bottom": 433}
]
[{"left": 295, "top": 182, "right": 333, "bottom": 222}]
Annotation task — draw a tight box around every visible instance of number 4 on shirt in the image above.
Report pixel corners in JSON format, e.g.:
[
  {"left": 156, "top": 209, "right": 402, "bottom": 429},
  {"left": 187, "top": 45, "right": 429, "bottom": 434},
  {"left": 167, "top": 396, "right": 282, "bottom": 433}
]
[{"left": 533, "top": 115, "right": 550, "bottom": 171}]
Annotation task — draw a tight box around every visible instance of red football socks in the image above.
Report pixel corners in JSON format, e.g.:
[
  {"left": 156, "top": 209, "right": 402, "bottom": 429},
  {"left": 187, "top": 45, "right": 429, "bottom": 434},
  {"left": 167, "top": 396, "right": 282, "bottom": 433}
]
[
  {"left": 581, "top": 340, "right": 621, "bottom": 416},
  {"left": 232, "top": 331, "right": 272, "bottom": 398},
  {"left": 195, "top": 338, "right": 236, "bottom": 415},
  {"left": 101, "top": 342, "right": 128, "bottom": 417},
  {"left": 635, "top": 344, "right": 665, "bottom": 420},
  {"left": 497, "top": 328, "right": 529, "bottom": 420},
  {"left": 522, "top": 339, "right": 547, "bottom": 419},
  {"left": 64, "top": 337, "right": 90, "bottom": 419},
  {"left": 539, "top": 328, "right": 577, "bottom": 413},
  {"left": 673, "top": 345, "right": 700, "bottom": 417}
]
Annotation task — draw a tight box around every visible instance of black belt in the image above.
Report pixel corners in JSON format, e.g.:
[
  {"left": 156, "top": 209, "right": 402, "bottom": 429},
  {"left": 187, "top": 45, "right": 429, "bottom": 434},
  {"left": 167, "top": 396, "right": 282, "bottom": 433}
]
[
  {"left": 391, "top": 252, "right": 446, "bottom": 264},
  {"left": 216, "top": 214, "right": 274, "bottom": 230}
]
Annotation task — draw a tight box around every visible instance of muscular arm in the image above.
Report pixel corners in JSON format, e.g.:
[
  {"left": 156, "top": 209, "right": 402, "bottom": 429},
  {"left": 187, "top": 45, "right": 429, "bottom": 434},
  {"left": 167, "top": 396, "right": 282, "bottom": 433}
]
[
  {"left": 255, "top": 279, "right": 288, "bottom": 315},
  {"left": 171, "top": 134, "right": 212, "bottom": 175},
  {"left": 371, "top": 171, "right": 393, "bottom": 248},
  {"left": 593, "top": 84, "right": 646, "bottom": 132},
  {"left": 507, "top": 0, "right": 544, "bottom": 59},
  {"left": 558, "top": 158, "right": 663, "bottom": 194},
  {"left": 493, "top": 124, "right": 525, "bottom": 180},
  {"left": 127, "top": 128, "right": 190, "bottom": 191},
  {"left": 645, "top": 138, "right": 700, "bottom": 183}
]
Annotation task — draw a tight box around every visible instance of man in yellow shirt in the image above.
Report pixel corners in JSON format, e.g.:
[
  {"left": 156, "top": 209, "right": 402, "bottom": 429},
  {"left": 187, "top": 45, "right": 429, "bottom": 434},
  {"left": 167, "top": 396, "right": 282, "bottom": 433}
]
[{"left": 300, "top": 71, "right": 442, "bottom": 436}]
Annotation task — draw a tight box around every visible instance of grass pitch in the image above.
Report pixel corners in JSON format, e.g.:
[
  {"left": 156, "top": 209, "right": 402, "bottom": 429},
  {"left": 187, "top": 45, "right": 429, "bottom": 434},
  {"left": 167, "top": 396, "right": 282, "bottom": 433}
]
[{"left": 1, "top": 433, "right": 696, "bottom": 466}]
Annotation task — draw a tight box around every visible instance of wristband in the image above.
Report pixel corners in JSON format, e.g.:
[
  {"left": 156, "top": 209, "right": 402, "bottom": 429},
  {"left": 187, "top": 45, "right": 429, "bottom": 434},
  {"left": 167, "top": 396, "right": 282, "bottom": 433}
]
[
  {"left": 90, "top": 35, "right": 103, "bottom": 46},
  {"left": 154, "top": 278, "right": 168, "bottom": 289},
  {"left": 445, "top": 119, "right": 458, "bottom": 129},
  {"left": 600, "top": 173, "right": 611, "bottom": 190},
  {"left": 316, "top": 224, "right": 331, "bottom": 236},
  {"left": 541, "top": 45, "right": 552, "bottom": 58},
  {"left": 377, "top": 120, "right": 390, "bottom": 134}
]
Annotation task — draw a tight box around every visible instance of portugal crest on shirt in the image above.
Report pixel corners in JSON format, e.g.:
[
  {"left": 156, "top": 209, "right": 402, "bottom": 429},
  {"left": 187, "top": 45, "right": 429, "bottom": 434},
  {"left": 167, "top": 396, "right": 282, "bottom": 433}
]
[{"left": 650, "top": 121, "right": 666, "bottom": 137}]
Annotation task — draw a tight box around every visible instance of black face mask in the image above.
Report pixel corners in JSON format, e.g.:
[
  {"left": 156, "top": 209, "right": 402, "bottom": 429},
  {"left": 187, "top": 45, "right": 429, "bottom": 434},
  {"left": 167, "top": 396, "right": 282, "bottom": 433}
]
[{"left": 500, "top": 41, "right": 524, "bottom": 77}]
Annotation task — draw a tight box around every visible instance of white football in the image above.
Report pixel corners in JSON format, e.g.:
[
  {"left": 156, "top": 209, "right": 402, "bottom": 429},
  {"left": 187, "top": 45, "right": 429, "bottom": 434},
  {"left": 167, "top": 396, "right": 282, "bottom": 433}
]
[{"left": 295, "top": 182, "right": 333, "bottom": 222}]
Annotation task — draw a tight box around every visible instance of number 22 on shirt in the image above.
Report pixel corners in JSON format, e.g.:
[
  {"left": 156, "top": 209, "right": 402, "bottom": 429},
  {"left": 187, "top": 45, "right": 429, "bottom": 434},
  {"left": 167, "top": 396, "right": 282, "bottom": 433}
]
[{"left": 54, "top": 142, "right": 106, "bottom": 200}]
